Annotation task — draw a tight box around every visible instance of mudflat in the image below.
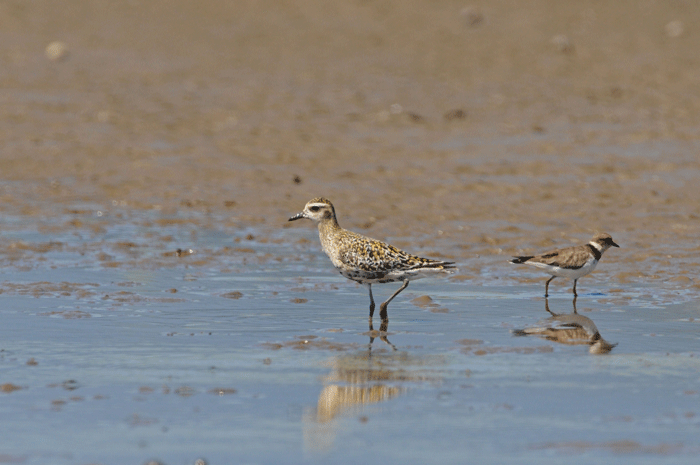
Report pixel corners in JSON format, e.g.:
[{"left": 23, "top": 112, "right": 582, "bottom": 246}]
[{"left": 3, "top": 1, "right": 699, "bottom": 284}]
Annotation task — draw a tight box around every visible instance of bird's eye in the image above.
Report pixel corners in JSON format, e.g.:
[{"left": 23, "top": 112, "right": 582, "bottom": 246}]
[{"left": 309, "top": 206, "right": 320, "bottom": 212}]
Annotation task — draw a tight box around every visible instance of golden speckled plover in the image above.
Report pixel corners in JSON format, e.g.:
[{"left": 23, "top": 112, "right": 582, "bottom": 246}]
[
  {"left": 509, "top": 233, "right": 619, "bottom": 297},
  {"left": 289, "top": 198, "right": 455, "bottom": 321}
]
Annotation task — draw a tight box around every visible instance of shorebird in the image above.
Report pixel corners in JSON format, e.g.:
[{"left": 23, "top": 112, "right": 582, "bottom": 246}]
[
  {"left": 289, "top": 198, "right": 455, "bottom": 320},
  {"left": 509, "top": 233, "right": 619, "bottom": 297}
]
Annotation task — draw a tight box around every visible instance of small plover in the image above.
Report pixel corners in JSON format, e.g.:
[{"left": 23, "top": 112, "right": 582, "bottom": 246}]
[
  {"left": 289, "top": 198, "right": 455, "bottom": 320},
  {"left": 509, "top": 233, "right": 619, "bottom": 297}
]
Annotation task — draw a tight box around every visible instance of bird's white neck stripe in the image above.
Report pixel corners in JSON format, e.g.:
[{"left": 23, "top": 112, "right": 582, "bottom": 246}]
[{"left": 588, "top": 241, "right": 603, "bottom": 252}]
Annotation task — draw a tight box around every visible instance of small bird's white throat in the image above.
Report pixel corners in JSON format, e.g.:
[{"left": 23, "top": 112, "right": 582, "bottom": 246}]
[{"left": 588, "top": 241, "right": 603, "bottom": 252}]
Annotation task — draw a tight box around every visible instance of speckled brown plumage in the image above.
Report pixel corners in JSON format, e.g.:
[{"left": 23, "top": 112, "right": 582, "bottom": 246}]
[{"left": 289, "top": 197, "right": 455, "bottom": 320}]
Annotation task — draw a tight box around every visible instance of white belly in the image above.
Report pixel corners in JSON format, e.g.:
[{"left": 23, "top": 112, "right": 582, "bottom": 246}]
[
  {"left": 337, "top": 267, "right": 442, "bottom": 284},
  {"left": 527, "top": 258, "right": 598, "bottom": 279}
]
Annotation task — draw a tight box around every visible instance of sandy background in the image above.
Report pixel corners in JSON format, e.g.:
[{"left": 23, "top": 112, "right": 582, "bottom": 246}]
[{"left": 2, "top": 0, "right": 699, "bottom": 291}]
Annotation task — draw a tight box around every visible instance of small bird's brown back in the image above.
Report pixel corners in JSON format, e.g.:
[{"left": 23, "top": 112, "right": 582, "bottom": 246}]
[{"left": 526, "top": 246, "right": 591, "bottom": 269}]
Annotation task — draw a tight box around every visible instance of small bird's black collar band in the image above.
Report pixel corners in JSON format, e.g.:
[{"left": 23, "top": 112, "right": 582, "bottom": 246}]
[{"left": 586, "top": 243, "right": 602, "bottom": 261}]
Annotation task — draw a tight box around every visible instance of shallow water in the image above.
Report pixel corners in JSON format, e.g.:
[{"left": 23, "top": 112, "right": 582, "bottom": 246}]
[{"left": 1, "top": 222, "right": 698, "bottom": 465}]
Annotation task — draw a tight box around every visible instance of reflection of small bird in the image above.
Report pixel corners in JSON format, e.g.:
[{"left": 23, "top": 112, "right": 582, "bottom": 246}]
[
  {"left": 509, "top": 233, "right": 619, "bottom": 296},
  {"left": 512, "top": 300, "right": 617, "bottom": 354},
  {"left": 289, "top": 198, "right": 455, "bottom": 320}
]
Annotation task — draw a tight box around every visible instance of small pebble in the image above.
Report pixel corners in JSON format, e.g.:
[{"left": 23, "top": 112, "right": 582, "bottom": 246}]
[
  {"left": 665, "top": 20, "right": 683, "bottom": 38},
  {"left": 460, "top": 6, "right": 484, "bottom": 27},
  {"left": 444, "top": 109, "right": 466, "bottom": 121},
  {"left": 45, "top": 41, "right": 69, "bottom": 61},
  {"left": 551, "top": 34, "right": 574, "bottom": 54},
  {"left": 97, "top": 111, "right": 110, "bottom": 123}
]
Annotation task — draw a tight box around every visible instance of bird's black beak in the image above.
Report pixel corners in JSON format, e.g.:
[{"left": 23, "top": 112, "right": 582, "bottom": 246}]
[
  {"left": 611, "top": 241, "right": 620, "bottom": 248},
  {"left": 288, "top": 212, "right": 305, "bottom": 221}
]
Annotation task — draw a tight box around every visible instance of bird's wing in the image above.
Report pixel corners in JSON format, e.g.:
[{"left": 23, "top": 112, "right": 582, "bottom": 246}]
[
  {"left": 527, "top": 246, "right": 591, "bottom": 269},
  {"left": 338, "top": 232, "right": 452, "bottom": 273}
]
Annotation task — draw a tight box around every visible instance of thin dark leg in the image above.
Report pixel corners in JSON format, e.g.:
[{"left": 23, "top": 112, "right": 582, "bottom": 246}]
[
  {"left": 545, "top": 276, "right": 555, "bottom": 297},
  {"left": 572, "top": 279, "right": 578, "bottom": 297},
  {"left": 379, "top": 279, "right": 409, "bottom": 320},
  {"left": 368, "top": 284, "right": 375, "bottom": 318},
  {"left": 379, "top": 318, "right": 389, "bottom": 333},
  {"left": 572, "top": 295, "right": 578, "bottom": 313}
]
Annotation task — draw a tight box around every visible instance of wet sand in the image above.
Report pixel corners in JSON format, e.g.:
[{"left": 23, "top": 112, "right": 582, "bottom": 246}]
[
  {"left": 2, "top": 1, "right": 700, "bottom": 292},
  {"left": 1, "top": 1, "right": 699, "bottom": 463}
]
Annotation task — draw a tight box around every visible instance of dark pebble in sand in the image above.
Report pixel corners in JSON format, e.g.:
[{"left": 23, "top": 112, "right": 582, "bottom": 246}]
[{"left": 444, "top": 109, "right": 466, "bottom": 120}]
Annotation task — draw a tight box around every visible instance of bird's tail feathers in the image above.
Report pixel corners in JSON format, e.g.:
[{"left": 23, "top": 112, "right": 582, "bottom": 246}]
[{"left": 414, "top": 259, "right": 456, "bottom": 269}]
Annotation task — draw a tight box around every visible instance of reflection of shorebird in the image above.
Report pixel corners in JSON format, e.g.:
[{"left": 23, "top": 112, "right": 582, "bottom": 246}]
[
  {"left": 512, "top": 298, "right": 617, "bottom": 354},
  {"left": 314, "top": 354, "right": 408, "bottom": 424},
  {"left": 367, "top": 317, "right": 396, "bottom": 352},
  {"left": 304, "top": 350, "right": 444, "bottom": 452},
  {"left": 509, "top": 233, "right": 619, "bottom": 297},
  {"left": 289, "top": 198, "right": 455, "bottom": 321},
  {"left": 304, "top": 354, "right": 405, "bottom": 453}
]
